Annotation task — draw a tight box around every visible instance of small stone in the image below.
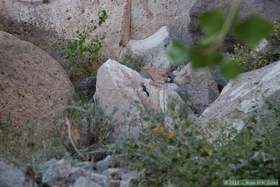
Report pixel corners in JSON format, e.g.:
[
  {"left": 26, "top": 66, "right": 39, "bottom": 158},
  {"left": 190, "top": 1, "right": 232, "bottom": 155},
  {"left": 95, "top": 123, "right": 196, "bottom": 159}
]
[
  {"left": 95, "top": 156, "right": 112, "bottom": 172},
  {"left": 109, "top": 179, "right": 121, "bottom": 187},
  {"left": 120, "top": 171, "right": 139, "bottom": 187},
  {"left": 68, "top": 167, "right": 87, "bottom": 183},
  {"left": 103, "top": 168, "right": 122, "bottom": 180},
  {"left": 74, "top": 161, "right": 92, "bottom": 171},
  {"left": 91, "top": 173, "right": 108, "bottom": 186},
  {"left": 73, "top": 176, "right": 101, "bottom": 187},
  {"left": 40, "top": 159, "right": 71, "bottom": 185},
  {"left": 0, "top": 161, "right": 32, "bottom": 187}
]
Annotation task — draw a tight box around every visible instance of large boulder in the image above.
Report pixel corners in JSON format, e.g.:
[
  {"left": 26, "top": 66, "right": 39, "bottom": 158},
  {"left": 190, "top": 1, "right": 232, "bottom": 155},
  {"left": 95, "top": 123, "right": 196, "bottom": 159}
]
[
  {"left": 199, "top": 61, "right": 280, "bottom": 143},
  {"left": 95, "top": 59, "right": 184, "bottom": 138},
  {"left": 0, "top": 31, "right": 73, "bottom": 128},
  {"left": 0, "top": 0, "right": 196, "bottom": 59},
  {"left": 174, "top": 63, "right": 219, "bottom": 115}
]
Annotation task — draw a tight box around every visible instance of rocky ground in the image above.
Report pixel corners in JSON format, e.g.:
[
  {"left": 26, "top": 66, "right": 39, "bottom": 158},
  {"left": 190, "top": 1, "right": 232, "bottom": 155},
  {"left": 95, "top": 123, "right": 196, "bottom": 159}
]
[{"left": 1, "top": 0, "right": 280, "bottom": 187}]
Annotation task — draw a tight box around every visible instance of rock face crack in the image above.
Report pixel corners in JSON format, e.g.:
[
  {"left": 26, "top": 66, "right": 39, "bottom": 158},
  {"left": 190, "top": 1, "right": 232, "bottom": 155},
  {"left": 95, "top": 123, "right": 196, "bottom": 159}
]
[
  {"left": 18, "top": 0, "right": 50, "bottom": 4},
  {"left": 141, "top": 83, "right": 149, "bottom": 97},
  {"left": 120, "top": 0, "right": 132, "bottom": 47}
]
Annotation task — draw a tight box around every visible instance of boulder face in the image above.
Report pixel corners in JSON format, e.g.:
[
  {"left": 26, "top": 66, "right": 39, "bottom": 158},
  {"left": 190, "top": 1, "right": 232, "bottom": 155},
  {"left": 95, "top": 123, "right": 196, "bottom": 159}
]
[
  {"left": 0, "top": 31, "right": 73, "bottom": 128},
  {"left": 95, "top": 59, "right": 183, "bottom": 138},
  {"left": 0, "top": 0, "right": 195, "bottom": 58},
  {"left": 199, "top": 61, "right": 280, "bottom": 143}
]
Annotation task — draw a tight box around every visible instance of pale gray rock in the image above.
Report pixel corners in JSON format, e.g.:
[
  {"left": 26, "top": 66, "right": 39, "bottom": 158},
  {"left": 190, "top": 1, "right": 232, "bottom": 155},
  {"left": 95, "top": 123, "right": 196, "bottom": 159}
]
[
  {"left": 120, "top": 171, "right": 139, "bottom": 187},
  {"left": 0, "top": 161, "right": 32, "bottom": 187},
  {"left": 95, "top": 59, "right": 185, "bottom": 138},
  {"left": 102, "top": 168, "right": 122, "bottom": 181},
  {"left": 91, "top": 173, "right": 108, "bottom": 187},
  {"left": 200, "top": 61, "right": 280, "bottom": 143},
  {"left": 36, "top": 157, "right": 138, "bottom": 187},
  {"left": 40, "top": 159, "right": 71, "bottom": 185},
  {"left": 255, "top": 39, "right": 269, "bottom": 53},
  {"left": 95, "top": 156, "right": 112, "bottom": 173},
  {"left": 74, "top": 176, "right": 101, "bottom": 187},
  {"left": 123, "top": 26, "right": 172, "bottom": 70}
]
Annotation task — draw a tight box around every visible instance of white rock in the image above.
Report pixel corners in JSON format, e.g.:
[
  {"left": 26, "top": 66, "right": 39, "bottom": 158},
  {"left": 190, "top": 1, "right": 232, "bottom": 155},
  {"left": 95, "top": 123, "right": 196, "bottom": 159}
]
[
  {"left": 91, "top": 173, "right": 108, "bottom": 187},
  {"left": 95, "top": 59, "right": 184, "bottom": 138},
  {"left": 124, "top": 26, "right": 172, "bottom": 70},
  {"left": 200, "top": 61, "right": 280, "bottom": 143},
  {"left": 255, "top": 39, "right": 269, "bottom": 53},
  {"left": 40, "top": 159, "right": 71, "bottom": 185},
  {"left": 121, "top": 171, "right": 139, "bottom": 187},
  {"left": 74, "top": 176, "right": 101, "bottom": 187},
  {"left": 95, "top": 156, "right": 112, "bottom": 173}
]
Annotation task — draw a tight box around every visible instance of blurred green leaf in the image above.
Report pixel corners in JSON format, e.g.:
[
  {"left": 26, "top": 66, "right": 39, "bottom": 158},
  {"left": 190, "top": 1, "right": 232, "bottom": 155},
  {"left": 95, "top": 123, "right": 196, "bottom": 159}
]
[
  {"left": 220, "top": 62, "right": 243, "bottom": 79},
  {"left": 199, "top": 9, "right": 225, "bottom": 36},
  {"left": 234, "top": 15, "right": 273, "bottom": 48},
  {"left": 208, "top": 51, "right": 224, "bottom": 66},
  {"left": 189, "top": 45, "right": 224, "bottom": 68},
  {"left": 167, "top": 42, "right": 189, "bottom": 64},
  {"left": 189, "top": 46, "right": 209, "bottom": 68}
]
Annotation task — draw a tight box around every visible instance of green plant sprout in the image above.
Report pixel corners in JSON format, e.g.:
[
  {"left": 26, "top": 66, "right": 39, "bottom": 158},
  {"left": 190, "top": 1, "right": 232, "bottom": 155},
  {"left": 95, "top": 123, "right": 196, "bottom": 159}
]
[{"left": 64, "top": 10, "right": 108, "bottom": 78}]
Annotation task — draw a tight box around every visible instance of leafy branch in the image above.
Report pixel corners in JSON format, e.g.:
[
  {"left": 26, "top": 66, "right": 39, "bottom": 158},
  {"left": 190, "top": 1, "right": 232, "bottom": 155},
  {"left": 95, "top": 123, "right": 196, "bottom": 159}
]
[{"left": 168, "top": 1, "right": 273, "bottom": 79}]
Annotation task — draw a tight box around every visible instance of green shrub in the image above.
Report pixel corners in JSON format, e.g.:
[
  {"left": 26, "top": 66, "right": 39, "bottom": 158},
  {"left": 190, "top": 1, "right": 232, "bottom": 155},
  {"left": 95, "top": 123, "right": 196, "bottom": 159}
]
[
  {"left": 66, "top": 93, "right": 113, "bottom": 147},
  {"left": 0, "top": 116, "right": 65, "bottom": 168},
  {"left": 229, "top": 18, "right": 280, "bottom": 72},
  {"left": 64, "top": 10, "right": 108, "bottom": 81},
  {"left": 115, "top": 105, "right": 280, "bottom": 187},
  {"left": 120, "top": 51, "right": 145, "bottom": 72},
  {"left": 168, "top": 3, "right": 274, "bottom": 79}
]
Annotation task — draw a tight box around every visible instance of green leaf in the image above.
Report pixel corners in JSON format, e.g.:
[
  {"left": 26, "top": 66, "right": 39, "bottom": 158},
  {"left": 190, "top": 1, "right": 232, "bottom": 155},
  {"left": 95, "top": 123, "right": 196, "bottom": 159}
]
[
  {"left": 199, "top": 9, "right": 225, "bottom": 36},
  {"left": 234, "top": 15, "right": 273, "bottom": 48},
  {"left": 167, "top": 42, "right": 189, "bottom": 64},
  {"left": 208, "top": 51, "right": 224, "bottom": 66},
  {"left": 220, "top": 63, "right": 243, "bottom": 79},
  {"left": 189, "top": 45, "right": 224, "bottom": 68},
  {"left": 189, "top": 46, "right": 209, "bottom": 68},
  {"left": 99, "top": 10, "right": 108, "bottom": 26}
]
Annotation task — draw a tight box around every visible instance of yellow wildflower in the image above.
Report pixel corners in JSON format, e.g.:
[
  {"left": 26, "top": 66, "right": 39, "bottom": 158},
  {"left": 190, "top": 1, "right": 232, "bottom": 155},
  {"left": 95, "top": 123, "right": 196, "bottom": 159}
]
[
  {"left": 147, "top": 142, "right": 157, "bottom": 150},
  {"left": 152, "top": 123, "right": 164, "bottom": 134},
  {"left": 166, "top": 129, "right": 174, "bottom": 140}
]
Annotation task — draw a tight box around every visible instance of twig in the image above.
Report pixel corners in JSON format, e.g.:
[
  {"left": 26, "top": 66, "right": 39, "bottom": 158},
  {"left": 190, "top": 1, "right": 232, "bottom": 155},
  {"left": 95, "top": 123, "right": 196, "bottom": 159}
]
[{"left": 65, "top": 117, "right": 86, "bottom": 160}]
